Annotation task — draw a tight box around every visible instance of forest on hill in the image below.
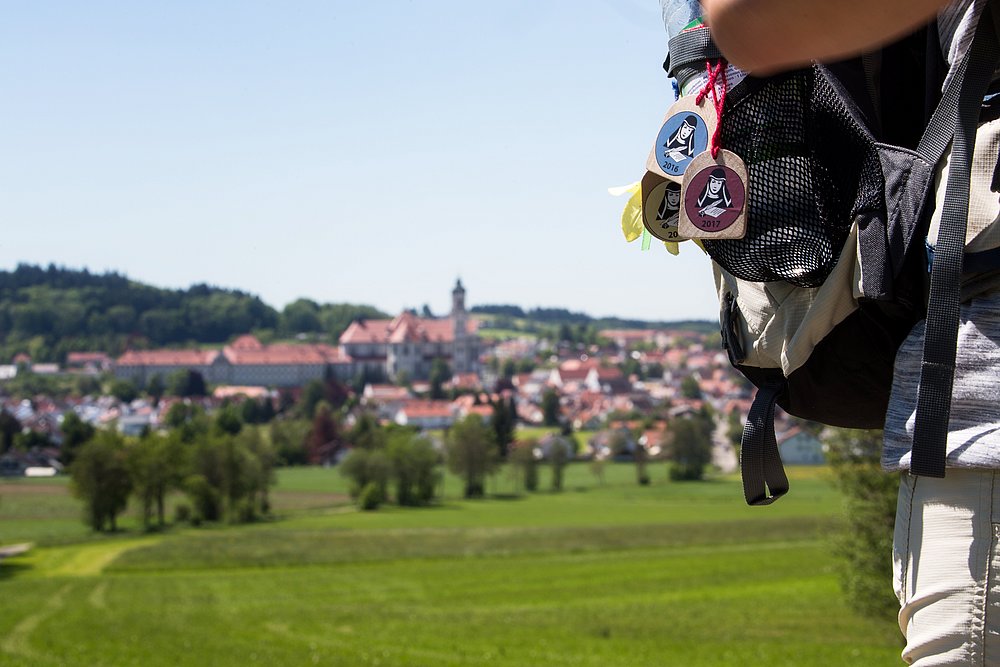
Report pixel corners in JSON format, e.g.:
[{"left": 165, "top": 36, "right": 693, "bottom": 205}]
[{"left": 0, "top": 264, "right": 386, "bottom": 362}]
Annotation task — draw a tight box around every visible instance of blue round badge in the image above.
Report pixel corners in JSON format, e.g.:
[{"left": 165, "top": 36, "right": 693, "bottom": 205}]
[{"left": 655, "top": 111, "right": 709, "bottom": 177}]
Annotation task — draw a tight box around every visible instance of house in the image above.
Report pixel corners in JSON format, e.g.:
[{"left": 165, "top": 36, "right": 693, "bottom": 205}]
[
  {"left": 115, "top": 335, "right": 353, "bottom": 388},
  {"left": 394, "top": 400, "right": 455, "bottom": 429},
  {"left": 584, "top": 367, "right": 631, "bottom": 395},
  {"left": 339, "top": 280, "right": 481, "bottom": 382},
  {"left": 66, "top": 352, "right": 112, "bottom": 373},
  {"left": 548, "top": 359, "right": 599, "bottom": 390},
  {"left": 778, "top": 428, "right": 825, "bottom": 465}
]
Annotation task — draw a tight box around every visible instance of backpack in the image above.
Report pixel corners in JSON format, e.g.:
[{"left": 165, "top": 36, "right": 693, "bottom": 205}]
[{"left": 657, "top": 4, "right": 1000, "bottom": 505}]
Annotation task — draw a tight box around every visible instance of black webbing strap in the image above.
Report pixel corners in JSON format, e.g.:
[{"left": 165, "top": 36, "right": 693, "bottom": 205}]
[
  {"left": 663, "top": 27, "right": 723, "bottom": 78},
  {"left": 910, "top": 4, "right": 1000, "bottom": 478},
  {"left": 740, "top": 384, "right": 789, "bottom": 506}
]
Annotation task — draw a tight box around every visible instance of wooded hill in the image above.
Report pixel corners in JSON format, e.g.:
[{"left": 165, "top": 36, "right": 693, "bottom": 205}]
[
  {"left": 0, "top": 264, "right": 387, "bottom": 362},
  {"left": 0, "top": 264, "right": 714, "bottom": 363}
]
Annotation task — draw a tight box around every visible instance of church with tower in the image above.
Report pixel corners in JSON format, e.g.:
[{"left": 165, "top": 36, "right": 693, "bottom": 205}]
[
  {"left": 337, "top": 279, "right": 481, "bottom": 381},
  {"left": 114, "top": 281, "right": 481, "bottom": 388}
]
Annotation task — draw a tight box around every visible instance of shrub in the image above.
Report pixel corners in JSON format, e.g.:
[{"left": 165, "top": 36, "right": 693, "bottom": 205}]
[{"left": 358, "top": 481, "right": 384, "bottom": 511}]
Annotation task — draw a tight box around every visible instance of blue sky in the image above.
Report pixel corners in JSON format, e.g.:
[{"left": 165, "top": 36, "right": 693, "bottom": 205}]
[{"left": 0, "top": 0, "right": 719, "bottom": 321}]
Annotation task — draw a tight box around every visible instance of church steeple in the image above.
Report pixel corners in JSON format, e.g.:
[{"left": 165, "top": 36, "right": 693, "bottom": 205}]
[{"left": 451, "top": 278, "right": 466, "bottom": 316}]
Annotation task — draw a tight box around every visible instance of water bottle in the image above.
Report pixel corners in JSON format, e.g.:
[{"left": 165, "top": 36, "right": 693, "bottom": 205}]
[
  {"left": 660, "top": 0, "right": 748, "bottom": 97},
  {"left": 661, "top": 0, "right": 703, "bottom": 40}
]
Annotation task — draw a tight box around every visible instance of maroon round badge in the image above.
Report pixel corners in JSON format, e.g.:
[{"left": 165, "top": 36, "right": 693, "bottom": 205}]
[{"left": 682, "top": 163, "right": 746, "bottom": 233}]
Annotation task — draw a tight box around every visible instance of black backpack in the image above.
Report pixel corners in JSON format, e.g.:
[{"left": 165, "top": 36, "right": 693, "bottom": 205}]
[{"left": 661, "top": 4, "right": 1000, "bottom": 505}]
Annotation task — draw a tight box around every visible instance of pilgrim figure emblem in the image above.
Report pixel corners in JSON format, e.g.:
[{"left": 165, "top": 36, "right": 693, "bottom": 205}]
[
  {"left": 679, "top": 149, "right": 748, "bottom": 240},
  {"left": 657, "top": 182, "right": 682, "bottom": 227},
  {"left": 641, "top": 179, "right": 683, "bottom": 242},
  {"left": 663, "top": 115, "right": 699, "bottom": 164},
  {"left": 696, "top": 168, "right": 733, "bottom": 219},
  {"left": 652, "top": 103, "right": 711, "bottom": 179}
]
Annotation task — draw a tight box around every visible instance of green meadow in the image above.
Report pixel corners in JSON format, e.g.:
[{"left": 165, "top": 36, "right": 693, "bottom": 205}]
[{"left": 0, "top": 464, "right": 902, "bottom": 666}]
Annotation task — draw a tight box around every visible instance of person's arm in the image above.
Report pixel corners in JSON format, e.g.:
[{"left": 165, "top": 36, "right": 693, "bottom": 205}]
[{"left": 702, "top": 0, "right": 955, "bottom": 75}]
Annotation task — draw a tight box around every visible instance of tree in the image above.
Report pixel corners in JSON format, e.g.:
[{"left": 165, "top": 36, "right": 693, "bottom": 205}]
[
  {"left": 386, "top": 433, "right": 440, "bottom": 506},
  {"left": 339, "top": 448, "right": 391, "bottom": 508},
  {"left": 297, "top": 380, "right": 326, "bottom": 419},
  {"left": 127, "top": 431, "right": 184, "bottom": 529},
  {"left": 446, "top": 415, "right": 500, "bottom": 498},
  {"left": 0, "top": 410, "right": 20, "bottom": 454},
  {"left": 347, "top": 412, "right": 386, "bottom": 451},
  {"left": 307, "top": 404, "right": 341, "bottom": 464},
  {"left": 182, "top": 432, "right": 273, "bottom": 524},
  {"left": 281, "top": 298, "right": 322, "bottom": 334},
  {"left": 70, "top": 430, "right": 132, "bottom": 532},
  {"left": 146, "top": 374, "right": 165, "bottom": 405},
  {"left": 269, "top": 418, "right": 311, "bottom": 465},
  {"left": 60, "top": 411, "right": 96, "bottom": 466},
  {"left": 541, "top": 389, "right": 561, "bottom": 427},
  {"left": 510, "top": 440, "right": 539, "bottom": 492},
  {"left": 825, "top": 427, "right": 898, "bottom": 618},
  {"left": 635, "top": 442, "right": 651, "bottom": 485},
  {"left": 489, "top": 396, "right": 517, "bottom": 459},
  {"left": 214, "top": 404, "right": 243, "bottom": 436},
  {"left": 666, "top": 416, "right": 713, "bottom": 481},
  {"left": 110, "top": 378, "right": 138, "bottom": 403},
  {"left": 13, "top": 429, "right": 52, "bottom": 451},
  {"left": 680, "top": 375, "right": 703, "bottom": 400},
  {"left": 429, "top": 358, "right": 451, "bottom": 400},
  {"left": 549, "top": 436, "right": 571, "bottom": 491},
  {"left": 167, "top": 369, "right": 207, "bottom": 398},
  {"left": 726, "top": 410, "right": 743, "bottom": 461},
  {"left": 237, "top": 427, "right": 277, "bottom": 516}
]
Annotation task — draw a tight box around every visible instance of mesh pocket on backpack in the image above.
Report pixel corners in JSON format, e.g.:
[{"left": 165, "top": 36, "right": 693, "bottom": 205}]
[{"left": 703, "top": 66, "right": 884, "bottom": 288}]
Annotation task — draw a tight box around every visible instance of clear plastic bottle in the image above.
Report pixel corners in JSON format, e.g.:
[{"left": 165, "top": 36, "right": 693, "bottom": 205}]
[
  {"left": 660, "top": 0, "right": 703, "bottom": 40},
  {"left": 660, "top": 0, "right": 748, "bottom": 96}
]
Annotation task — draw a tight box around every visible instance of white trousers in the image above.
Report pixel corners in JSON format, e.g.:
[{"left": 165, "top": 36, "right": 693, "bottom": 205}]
[{"left": 894, "top": 469, "right": 1000, "bottom": 665}]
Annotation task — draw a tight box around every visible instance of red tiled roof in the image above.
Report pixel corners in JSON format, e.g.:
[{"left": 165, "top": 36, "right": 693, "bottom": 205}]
[
  {"left": 339, "top": 319, "right": 394, "bottom": 344},
  {"left": 119, "top": 343, "right": 352, "bottom": 367},
  {"left": 117, "top": 349, "right": 218, "bottom": 366},
  {"left": 223, "top": 344, "right": 327, "bottom": 366},
  {"left": 398, "top": 400, "right": 454, "bottom": 419},
  {"left": 229, "top": 335, "right": 264, "bottom": 351},
  {"left": 558, "top": 368, "right": 591, "bottom": 381},
  {"left": 365, "top": 384, "right": 411, "bottom": 401},
  {"left": 559, "top": 359, "right": 600, "bottom": 372},
  {"left": 340, "top": 316, "right": 478, "bottom": 346}
]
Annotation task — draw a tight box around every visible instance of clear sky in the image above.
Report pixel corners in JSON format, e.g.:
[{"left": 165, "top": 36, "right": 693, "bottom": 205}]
[{"left": 0, "top": 0, "right": 720, "bottom": 322}]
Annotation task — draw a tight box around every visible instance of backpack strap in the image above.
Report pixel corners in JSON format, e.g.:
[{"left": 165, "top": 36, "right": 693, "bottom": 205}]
[
  {"left": 910, "top": 2, "right": 1000, "bottom": 478},
  {"left": 740, "top": 383, "right": 790, "bottom": 505}
]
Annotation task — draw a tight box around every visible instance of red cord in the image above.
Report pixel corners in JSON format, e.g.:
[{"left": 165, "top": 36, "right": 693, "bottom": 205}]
[{"left": 695, "top": 60, "right": 728, "bottom": 158}]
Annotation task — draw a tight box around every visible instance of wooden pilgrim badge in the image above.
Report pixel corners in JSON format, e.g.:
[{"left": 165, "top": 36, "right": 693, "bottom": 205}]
[
  {"left": 646, "top": 95, "right": 718, "bottom": 184},
  {"left": 678, "top": 149, "right": 748, "bottom": 240},
  {"left": 641, "top": 170, "right": 683, "bottom": 243}
]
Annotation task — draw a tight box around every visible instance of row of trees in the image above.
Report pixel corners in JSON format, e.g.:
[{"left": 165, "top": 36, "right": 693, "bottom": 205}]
[{"left": 70, "top": 409, "right": 276, "bottom": 531}]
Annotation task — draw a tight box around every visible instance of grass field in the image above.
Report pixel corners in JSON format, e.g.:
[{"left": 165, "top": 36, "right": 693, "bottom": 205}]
[{"left": 0, "top": 464, "right": 903, "bottom": 666}]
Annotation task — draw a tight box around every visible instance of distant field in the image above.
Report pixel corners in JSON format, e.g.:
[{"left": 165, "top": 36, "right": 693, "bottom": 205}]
[{"left": 0, "top": 464, "right": 902, "bottom": 666}]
